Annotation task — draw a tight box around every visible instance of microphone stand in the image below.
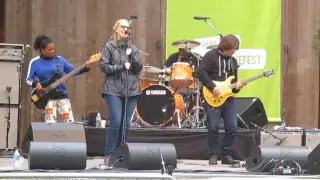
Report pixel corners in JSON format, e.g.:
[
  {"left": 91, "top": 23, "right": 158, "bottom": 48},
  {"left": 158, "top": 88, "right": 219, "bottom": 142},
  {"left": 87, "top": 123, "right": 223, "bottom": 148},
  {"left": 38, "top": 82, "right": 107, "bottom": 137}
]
[
  {"left": 5, "top": 87, "right": 11, "bottom": 151},
  {"left": 204, "top": 19, "right": 224, "bottom": 40},
  {"left": 249, "top": 122, "right": 287, "bottom": 146},
  {"left": 121, "top": 17, "right": 136, "bottom": 145},
  {"left": 16, "top": 45, "right": 29, "bottom": 149}
]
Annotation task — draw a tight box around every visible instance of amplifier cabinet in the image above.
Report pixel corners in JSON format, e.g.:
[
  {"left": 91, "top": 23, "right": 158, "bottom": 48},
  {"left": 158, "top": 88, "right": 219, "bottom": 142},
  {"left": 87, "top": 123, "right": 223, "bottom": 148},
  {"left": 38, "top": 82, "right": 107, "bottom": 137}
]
[
  {"left": 304, "top": 129, "right": 320, "bottom": 151},
  {"left": 260, "top": 130, "right": 303, "bottom": 146}
]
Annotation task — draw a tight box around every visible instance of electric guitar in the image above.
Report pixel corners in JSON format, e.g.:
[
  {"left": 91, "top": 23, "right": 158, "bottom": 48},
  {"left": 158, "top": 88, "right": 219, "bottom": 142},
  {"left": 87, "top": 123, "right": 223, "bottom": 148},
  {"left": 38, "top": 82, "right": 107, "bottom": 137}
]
[
  {"left": 30, "top": 53, "right": 101, "bottom": 109},
  {"left": 203, "top": 69, "right": 274, "bottom": 107}
]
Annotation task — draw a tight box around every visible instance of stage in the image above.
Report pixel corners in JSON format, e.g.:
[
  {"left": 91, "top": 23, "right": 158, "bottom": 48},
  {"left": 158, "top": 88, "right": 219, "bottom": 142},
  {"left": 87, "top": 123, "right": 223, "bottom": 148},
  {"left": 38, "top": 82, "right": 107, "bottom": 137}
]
[
  {"left": 85, "top": 127, "right": 259, "bottom": 160},
  {"left": 0, "top": 157, "right": 319, "bottom": 180},
  {"left": 0, "top": 125, "right": 318, "bottom": 179}
]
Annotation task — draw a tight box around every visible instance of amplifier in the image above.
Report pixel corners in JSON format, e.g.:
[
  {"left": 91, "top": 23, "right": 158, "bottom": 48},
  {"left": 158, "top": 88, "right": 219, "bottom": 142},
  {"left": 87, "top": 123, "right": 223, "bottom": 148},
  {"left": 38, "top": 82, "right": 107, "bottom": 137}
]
[
  {"left": 304, "top": 129, "right": 320, "bottom": 151},
  {"left": 260, "top": 129, "right": 303, "bottom": 146},
  {"left": 0, "top": 43, "right": 25, "bottom": 61}
]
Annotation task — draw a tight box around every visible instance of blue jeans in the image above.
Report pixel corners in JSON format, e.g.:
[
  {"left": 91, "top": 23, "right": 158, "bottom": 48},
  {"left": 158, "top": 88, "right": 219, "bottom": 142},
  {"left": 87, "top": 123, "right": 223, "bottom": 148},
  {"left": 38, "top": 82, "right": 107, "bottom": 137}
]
[
  {"left": 104, "top": 95, "right": 137, "bottom": 156},
  {"left": 203, "top": 97, "right": 237, "bottom": 157}
]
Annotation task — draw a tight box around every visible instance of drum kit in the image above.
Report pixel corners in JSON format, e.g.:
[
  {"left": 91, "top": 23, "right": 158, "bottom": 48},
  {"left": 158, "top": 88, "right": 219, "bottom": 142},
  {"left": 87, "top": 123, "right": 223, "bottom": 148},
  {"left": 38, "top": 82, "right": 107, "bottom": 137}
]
[{"left": 133, "top": 40, "right": 207, "bottom": 129}]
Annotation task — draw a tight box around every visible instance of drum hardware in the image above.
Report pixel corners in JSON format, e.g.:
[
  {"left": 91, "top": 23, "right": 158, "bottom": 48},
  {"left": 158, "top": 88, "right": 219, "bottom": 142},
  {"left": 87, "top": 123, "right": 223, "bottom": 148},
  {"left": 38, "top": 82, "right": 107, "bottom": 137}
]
[
  {"left": 169, "top": 85, "right": 182, "bottom": 128},
  {"left": 182, "top": 118, "right": 192, "bottom": 128},
  {"left": 141, "top": 65, "right": 164, "bottom": 73},
  {"left": 188, "top": 51, "right": 203, "bottom": 129},
  {"left": 130, "top": 110, "right": 142, "bottom": 128}
]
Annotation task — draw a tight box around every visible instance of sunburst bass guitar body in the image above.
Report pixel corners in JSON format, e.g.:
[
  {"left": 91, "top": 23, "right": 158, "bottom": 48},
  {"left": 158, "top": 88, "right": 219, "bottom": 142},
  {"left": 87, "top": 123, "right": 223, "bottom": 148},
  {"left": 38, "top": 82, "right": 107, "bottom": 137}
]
[{"left": 202, "top": 69, "right": 274, "bottom": 108}]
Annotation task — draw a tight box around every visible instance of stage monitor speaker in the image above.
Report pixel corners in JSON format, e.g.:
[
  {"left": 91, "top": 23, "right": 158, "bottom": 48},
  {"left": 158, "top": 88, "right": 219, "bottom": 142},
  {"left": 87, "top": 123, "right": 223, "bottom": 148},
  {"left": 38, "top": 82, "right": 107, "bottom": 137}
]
[
  {"left": 304, "top": 129, "right": 320, "bottom": 151},
  {"left": 109, "top": 143, "right": 177, "bottom": 170},
  {"left": 0, "top": 61, "right": 20, "bottom": 104},
  {"left": 22, "top": 122, "right": 86, "bottom": 154},
  {"left": 28, "top": 141, "right": 87, "bottom": 170},
  {"left": 260, "top": 130, "right": 303, "bottom": 146},
  {"left": 307, "top": 143, "right": 320, "bottom": 174},
  {"left": 245, "top": 145, "right": 310, "bottom": 172},
  {"left": 235, "top": 97, "right": 268, "bottom": 129},
  {"left": 0, "top": 105, "right": 19, "bottom": 149}
]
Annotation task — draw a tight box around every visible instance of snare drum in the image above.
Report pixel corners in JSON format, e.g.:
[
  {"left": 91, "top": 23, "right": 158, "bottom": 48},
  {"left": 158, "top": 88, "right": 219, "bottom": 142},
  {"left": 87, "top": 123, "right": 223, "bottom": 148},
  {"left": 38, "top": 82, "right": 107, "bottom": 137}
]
[
  {"left": 170, "top": 62, "right": 193, "bottom": 88},
  {"left": 139, "top": 78, "right": 158, "bottom": 90},
  {"left": 136, "top": 84, "right": 184, "bottom": 126}
]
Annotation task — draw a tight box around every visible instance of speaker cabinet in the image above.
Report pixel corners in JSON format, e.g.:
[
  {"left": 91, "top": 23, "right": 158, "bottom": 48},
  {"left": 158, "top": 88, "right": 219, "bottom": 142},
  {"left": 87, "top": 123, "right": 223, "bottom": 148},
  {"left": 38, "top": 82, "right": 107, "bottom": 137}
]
[
  {"left": 246, "top": 145, "right": 310, "bottom": 172},
  {"left": 22, "top": 122, "right": 86, "bottom": 154},
  {"left": 0, "top": 61, "right": 20, "bottom": 104},
  {"left": 28, "top": 141, "right": 87, "bottom": 170},
  {"left": 308, "top": 143, "right": 320, "bottom": 174},
  {"left": 304, "top": 129, "right": 320, "bottom": 151},
  {"left": 109, "top": 143, "right": 177, "bottom": 170},
  {"left": 235, "top": 97, "right": 268, "bottom": 129},
  {"left": 0, "top": 105, "right": 19, "bottom": 149},
  {"left": 260, "top": 130, "right": 303, "bottom": 146}
]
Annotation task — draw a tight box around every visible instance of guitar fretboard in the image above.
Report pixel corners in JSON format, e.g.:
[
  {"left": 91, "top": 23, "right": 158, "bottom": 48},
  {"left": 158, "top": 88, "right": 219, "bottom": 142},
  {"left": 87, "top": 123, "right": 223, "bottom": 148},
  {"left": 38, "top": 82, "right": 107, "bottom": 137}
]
[
  {"left": 230, "top": 73, "right": 265, "bottom": 89},
  {"left": 44, "top": 63, "right": 87, "bottom": 92}
]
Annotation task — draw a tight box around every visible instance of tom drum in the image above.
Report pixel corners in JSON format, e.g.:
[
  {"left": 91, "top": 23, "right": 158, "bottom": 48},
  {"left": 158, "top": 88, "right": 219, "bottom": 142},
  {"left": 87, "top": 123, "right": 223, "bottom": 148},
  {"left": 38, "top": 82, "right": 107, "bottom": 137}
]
[{"left": 170, "top": 62, "right": 193, "bottom": 88}]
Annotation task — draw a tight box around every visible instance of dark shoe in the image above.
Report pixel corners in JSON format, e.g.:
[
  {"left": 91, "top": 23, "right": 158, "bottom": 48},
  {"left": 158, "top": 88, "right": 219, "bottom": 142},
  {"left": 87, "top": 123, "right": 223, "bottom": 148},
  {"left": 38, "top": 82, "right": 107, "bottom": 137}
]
[
  {"left": 209, "top": 155, "right": 218, "bottom": 165},
  {"left": 221, "top": 155, "right": 234, "bottom": 164}
]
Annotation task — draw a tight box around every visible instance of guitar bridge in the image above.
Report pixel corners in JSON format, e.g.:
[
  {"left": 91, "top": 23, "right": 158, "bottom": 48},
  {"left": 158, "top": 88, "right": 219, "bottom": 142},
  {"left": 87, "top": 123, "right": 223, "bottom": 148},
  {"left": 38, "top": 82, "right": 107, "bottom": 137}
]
[{"left": 31, "top": 95, "right": 39, "bottom": 102}]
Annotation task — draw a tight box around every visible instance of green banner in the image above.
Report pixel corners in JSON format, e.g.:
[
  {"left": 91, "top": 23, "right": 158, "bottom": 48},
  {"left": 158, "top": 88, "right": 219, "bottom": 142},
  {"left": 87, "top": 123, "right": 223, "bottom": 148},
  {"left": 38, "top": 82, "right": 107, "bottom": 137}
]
[{"left": 166, "top": 0, "right": 281, "bottom": 122}]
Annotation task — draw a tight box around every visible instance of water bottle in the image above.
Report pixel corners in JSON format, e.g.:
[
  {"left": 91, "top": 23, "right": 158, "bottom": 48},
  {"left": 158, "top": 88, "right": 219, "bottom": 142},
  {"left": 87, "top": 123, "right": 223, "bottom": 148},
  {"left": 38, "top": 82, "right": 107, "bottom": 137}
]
[
  {"left": 96, "top": 112, "right": 102, "bottom": 127},
  {"left": 13, "top": 149, "right": 21, "bottom": 169}
]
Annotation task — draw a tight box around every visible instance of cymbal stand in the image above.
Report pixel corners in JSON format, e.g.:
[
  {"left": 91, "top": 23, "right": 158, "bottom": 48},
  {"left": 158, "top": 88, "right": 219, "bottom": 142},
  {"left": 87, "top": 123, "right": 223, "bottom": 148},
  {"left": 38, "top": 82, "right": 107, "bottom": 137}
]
[{"left": 188, "top": 51, "right": 203, "bottom": 129}]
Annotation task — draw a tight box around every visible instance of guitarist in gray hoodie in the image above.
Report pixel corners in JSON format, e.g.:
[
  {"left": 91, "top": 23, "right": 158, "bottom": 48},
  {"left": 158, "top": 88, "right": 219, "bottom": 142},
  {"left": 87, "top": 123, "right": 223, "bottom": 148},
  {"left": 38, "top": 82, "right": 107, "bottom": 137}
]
[{"left": 197, "top": 34, "right": 246, "bottom": 165}]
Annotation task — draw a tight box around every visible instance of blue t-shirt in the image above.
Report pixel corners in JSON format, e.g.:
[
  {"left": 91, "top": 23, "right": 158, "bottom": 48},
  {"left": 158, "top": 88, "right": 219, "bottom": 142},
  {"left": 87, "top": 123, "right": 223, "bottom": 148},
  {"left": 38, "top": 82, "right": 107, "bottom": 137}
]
[{"left": 26, "top": 56, "right": 77, "bottom": 97}]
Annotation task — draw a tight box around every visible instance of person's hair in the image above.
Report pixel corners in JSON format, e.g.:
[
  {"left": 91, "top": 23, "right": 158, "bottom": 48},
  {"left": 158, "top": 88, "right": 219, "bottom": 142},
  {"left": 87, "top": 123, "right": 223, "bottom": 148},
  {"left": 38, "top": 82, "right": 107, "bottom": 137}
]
[
  {"left": 110, "top": 19, "right": 129, "bottom": 41},
  {"left": 218, "top": 34, "right": 239, "bottom": 52},
  {"left": 33, "top": 35, "right": 53, "bottom": 51}
]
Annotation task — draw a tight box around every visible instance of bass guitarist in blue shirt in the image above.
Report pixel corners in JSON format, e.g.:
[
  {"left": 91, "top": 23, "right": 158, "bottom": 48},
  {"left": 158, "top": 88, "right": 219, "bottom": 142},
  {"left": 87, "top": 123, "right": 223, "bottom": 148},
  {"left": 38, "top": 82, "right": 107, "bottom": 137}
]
[{"left": 26, "top": 35, "right": 91, "bottom": 123}]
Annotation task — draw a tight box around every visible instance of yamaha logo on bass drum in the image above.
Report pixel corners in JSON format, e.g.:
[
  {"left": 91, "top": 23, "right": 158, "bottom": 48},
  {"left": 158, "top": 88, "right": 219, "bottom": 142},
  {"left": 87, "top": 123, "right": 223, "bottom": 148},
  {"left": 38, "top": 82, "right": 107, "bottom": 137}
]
[{"left": 145, "top": 90, "right": 167, "bottom": 95}]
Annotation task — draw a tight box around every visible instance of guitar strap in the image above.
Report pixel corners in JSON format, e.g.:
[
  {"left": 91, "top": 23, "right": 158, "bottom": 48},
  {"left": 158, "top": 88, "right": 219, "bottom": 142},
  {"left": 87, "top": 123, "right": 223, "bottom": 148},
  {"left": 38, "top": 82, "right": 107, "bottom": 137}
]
[{"left": 55, "top": 56, "right": 62, "bottom": 74}]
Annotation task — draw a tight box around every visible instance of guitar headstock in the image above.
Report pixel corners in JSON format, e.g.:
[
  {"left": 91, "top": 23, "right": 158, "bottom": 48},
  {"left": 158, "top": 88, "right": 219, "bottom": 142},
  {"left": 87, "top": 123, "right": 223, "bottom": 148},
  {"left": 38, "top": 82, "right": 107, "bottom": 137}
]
[
  {"left": 88, "top": 52, "right": 102, "bottom": 63},
  {"left": 263, "top": 69, "right": 274, "bottom": 77}
]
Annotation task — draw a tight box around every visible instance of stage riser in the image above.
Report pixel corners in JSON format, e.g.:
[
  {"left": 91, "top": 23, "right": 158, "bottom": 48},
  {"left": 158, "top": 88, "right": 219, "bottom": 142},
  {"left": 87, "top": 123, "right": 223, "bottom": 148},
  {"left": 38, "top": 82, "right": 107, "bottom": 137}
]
[{"left": 85, "top": 128, "right": 258, "bottom": 160}]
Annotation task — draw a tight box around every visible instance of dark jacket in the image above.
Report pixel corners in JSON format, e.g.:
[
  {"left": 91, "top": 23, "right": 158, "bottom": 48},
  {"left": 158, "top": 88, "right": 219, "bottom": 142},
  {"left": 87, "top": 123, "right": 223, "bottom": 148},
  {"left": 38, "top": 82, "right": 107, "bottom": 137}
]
[
  {"left": 197, "top": 49, "right": 240, "bottom": 93},
  {"left": 100, "top": 40, "right": 143, "bottom": 97},
  {"left": 165, "top": 52, "right": 200, "bottom": 69}
]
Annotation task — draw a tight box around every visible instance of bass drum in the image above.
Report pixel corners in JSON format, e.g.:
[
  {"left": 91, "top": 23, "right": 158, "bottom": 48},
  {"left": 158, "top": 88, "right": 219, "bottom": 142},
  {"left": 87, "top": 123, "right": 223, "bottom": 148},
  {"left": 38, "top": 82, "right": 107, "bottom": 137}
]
[{"left": 136, "top": 85, "right": 184, "bottom": 126}]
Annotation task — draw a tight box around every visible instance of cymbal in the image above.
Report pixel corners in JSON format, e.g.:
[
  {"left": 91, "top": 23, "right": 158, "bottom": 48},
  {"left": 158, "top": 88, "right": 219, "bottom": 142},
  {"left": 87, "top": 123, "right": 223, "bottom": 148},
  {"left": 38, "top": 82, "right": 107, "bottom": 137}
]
[
  {"left": 172, "top": 40, "right": 200, "bottom": 49},
  {"left": 141, "top": 65, "right": 164, "bottom": 73},
  {"left": 206, "top": 45, "right": 218, "bottom": 49}
]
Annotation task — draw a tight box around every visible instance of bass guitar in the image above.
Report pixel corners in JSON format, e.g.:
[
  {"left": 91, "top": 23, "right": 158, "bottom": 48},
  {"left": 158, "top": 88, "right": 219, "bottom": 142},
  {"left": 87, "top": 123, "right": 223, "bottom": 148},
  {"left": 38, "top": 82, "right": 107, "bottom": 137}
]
[
  {"left": 30, "top": 53, "right": 101, "bottom": 109},
  {"left": 203, "top": 69, "right": 274, "bottom": 107}
]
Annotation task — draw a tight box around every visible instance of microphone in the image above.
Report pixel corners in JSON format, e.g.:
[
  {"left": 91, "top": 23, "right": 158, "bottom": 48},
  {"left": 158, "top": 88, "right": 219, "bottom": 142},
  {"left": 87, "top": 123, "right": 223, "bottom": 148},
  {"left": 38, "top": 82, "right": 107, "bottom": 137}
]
[
  {"left": 6, "top": 86, "right": 12, "bottom": 92},
  {"left": 6, "top": 86, "right": 12, "bottom": 98},
  {"left": 194, "top": 16, "right": 210, "bottom": 20},
  {"left": 124, "top": 28, "right": 129, "bottom": 34}
]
